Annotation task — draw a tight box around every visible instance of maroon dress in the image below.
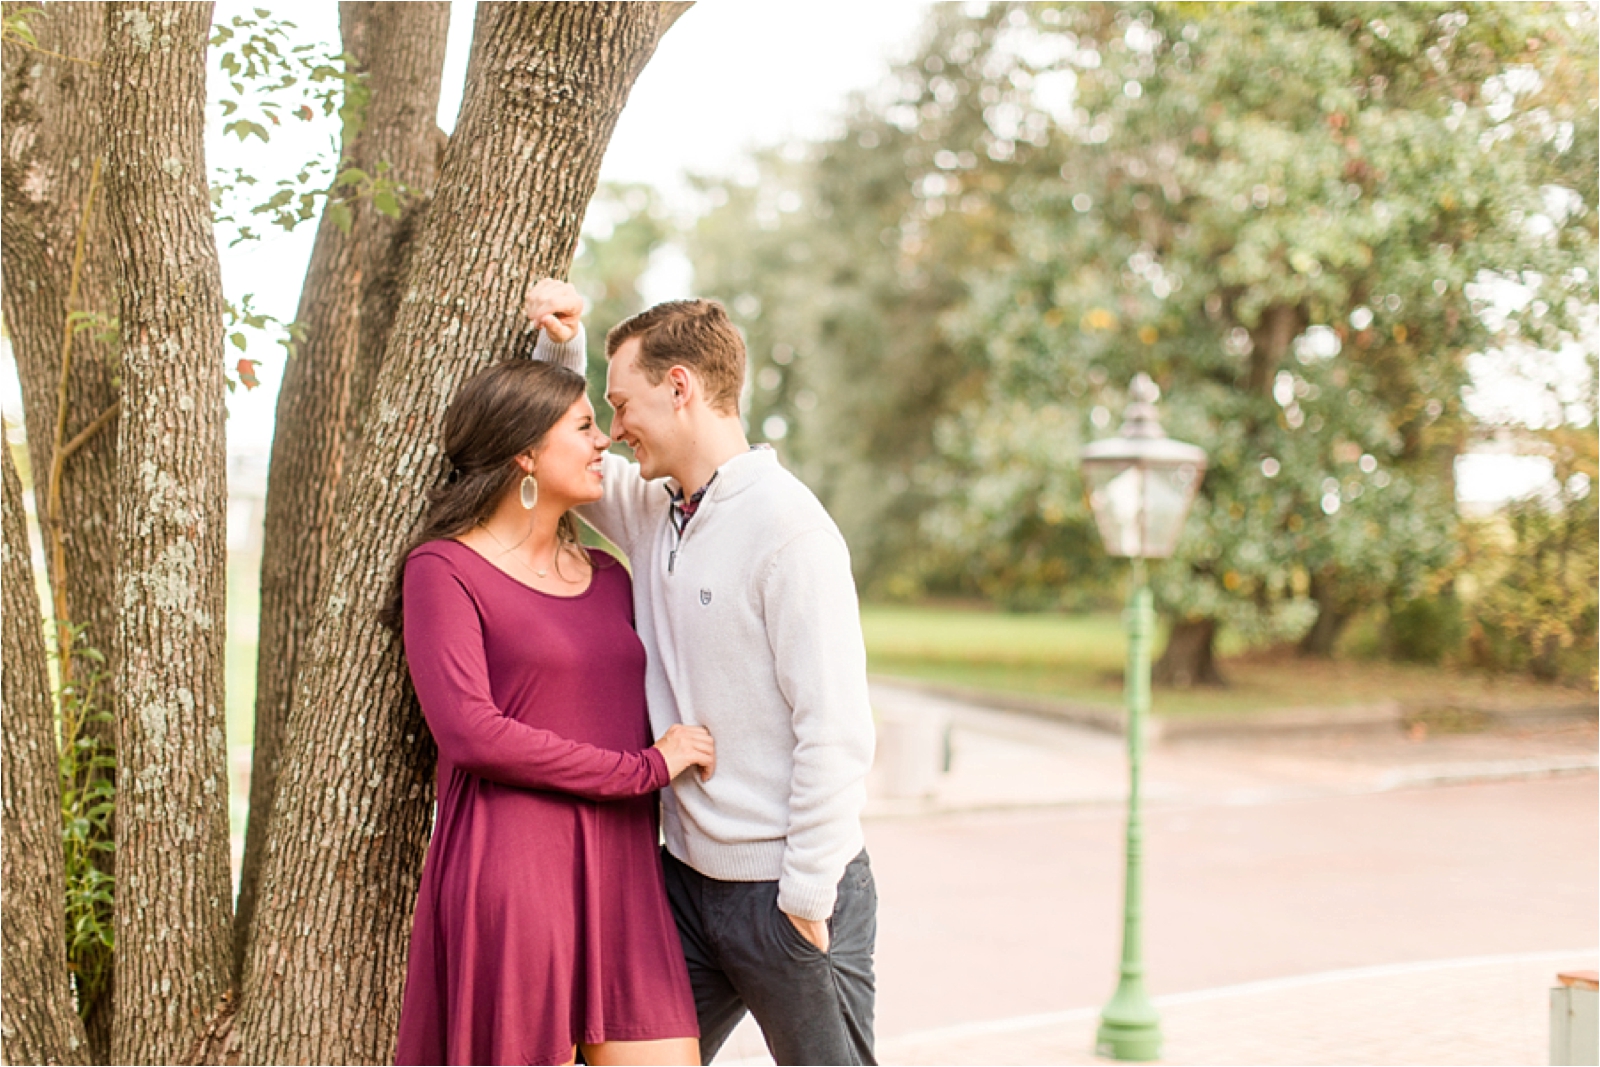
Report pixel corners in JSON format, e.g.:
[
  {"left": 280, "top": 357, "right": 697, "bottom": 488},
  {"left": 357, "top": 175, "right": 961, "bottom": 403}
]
[{"left": 394, "top": 540, "right": 698, "bottom": 1066}]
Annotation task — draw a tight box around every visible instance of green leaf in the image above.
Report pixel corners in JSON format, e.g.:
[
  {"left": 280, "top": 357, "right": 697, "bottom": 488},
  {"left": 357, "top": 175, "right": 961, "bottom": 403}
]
[
  {"left": 230, "top": 332, "right": 247, "bottom": 352},
  {"left": 5, "top": 15, "right": 41, "bottom": 47},
  {"left": 333, "top": 166, "right": 370, "bottom": 188},
  {"left": 252, "top": 188, "right": 295, "bottom": 214},
  {"left": 328, "top": 200, "right": 354, "bottom": 235},
  {"left": 373, "top": 189, "right": 400, "bottom": 219},
  {"left": 234, "top": 120, "right": 270, "bottom": 144}
]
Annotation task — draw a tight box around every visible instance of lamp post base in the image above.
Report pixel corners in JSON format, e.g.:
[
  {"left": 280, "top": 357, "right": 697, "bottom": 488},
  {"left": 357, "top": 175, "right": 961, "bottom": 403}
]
[{"left": 1096, "top": 995, "right": 1163, "bottom": 1062}]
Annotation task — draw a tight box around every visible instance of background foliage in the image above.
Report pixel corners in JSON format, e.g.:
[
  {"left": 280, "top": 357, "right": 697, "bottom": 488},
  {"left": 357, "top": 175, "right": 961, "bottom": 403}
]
[{"left": 633, "top": 1, "right": 1598, "bottom": 682}]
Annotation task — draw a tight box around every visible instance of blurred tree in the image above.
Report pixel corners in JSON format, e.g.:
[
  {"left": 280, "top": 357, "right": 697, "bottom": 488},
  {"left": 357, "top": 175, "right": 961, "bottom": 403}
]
[
  {"left": 756, "top": 1, "right": 1596, "bottom": 681},
  {"left": 1462, "top": 419, "right": 1598, "bottom": 685},
  {"left": 571, "top": 181, "right": 675, "bottom": 420},
  {"left": 684, "top": 61, "right": 1030, "bottom": 593},
  {"left": 949, "top": 2, "right": 1595, "bottom": 681}
]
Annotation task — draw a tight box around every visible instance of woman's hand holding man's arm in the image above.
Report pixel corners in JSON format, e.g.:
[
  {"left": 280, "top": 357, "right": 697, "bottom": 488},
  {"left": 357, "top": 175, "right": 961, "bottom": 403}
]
[{"left": 654, "top": 724, "right": 716, "bottom": 782}]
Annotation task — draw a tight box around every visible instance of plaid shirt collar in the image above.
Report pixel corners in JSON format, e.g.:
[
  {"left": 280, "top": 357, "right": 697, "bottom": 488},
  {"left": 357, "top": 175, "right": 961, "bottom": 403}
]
[
  {"left": 668, "top": 476, "right": 715, "bottom": 535},
  {"left": 666, "top": 444, "right": 773, "bottom": 534}
]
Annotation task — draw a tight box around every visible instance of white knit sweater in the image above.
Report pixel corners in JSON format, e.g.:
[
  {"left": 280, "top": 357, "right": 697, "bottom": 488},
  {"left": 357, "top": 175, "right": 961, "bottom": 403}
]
[{"left": 535, "top": 331, "right": 875, "bottom": 920}]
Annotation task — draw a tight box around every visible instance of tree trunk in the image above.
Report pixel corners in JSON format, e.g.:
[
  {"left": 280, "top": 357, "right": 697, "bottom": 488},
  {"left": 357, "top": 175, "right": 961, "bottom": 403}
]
[
  {"left": 1153, "top": 616, "right": 1225, "bottom": 687},
  {"left": 0, "top": 2, "right": 120, "bottom": 666},
  {"left": 339, "top": 0, "right": 453, "bottom": 473},
  {"left": 233, "top": 0, "right": 451, "bottom": 983},
  {"left": 235, "top": 5, "right": 689, "bottom": 1061},
  {"left": 0, "top": 0, "right": 121, "bottom": 694},
  {"left": 1, "top": 7, "right": 120, "bottom": 1056},
  {"left": 1297, "top": 571, "right": 1355, "bottom": 657},
  {"left": 1245, "top": 302, "right": 1303, "bottom": 396},
  {"left": 102, "top": 5, "right": 233, "bottom": 1064},
  {"left": 2, "top": 447, "right": 90, "bottom": 1066}
]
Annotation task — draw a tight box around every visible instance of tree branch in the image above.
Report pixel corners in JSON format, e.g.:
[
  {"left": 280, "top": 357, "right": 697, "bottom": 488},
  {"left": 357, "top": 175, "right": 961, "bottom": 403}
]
[
  {"left": 45, "top": 154, "right": 102, "bottom": 686},
  {"left": 0, "top": 30, "right": 102, "bottom": 67},
  {"left": 659, "top": 1, "right": 695, "bottom": 31},
  {"left": 59, "top": 400, "right": 120, "bottom": 464}
]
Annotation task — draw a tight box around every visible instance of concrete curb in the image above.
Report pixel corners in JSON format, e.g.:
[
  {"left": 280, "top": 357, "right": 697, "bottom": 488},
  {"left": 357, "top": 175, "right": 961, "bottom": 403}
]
[
  {"left": 863, "top": 759, "right": 1600, "bottom": 821},
  {"left": 869, "top": 673, "right": 1598, "bottom": 740}
]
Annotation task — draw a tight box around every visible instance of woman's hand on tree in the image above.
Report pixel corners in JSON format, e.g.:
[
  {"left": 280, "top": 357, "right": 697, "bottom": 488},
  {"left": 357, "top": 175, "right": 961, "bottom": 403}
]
[{"left": 654, "top": 724, "right": 715, "bottom": 782}]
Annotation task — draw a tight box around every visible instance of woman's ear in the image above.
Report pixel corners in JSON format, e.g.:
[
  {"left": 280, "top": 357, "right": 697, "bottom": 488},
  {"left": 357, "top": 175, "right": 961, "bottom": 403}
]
[{"left": 515, "top": 449, "right": 537, "bottom": 475}]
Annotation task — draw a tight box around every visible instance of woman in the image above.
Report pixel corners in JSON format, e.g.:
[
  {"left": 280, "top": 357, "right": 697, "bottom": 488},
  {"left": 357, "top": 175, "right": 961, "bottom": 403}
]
[{"left": 382, "top": 356, "right": 711, "bottom": 1066}]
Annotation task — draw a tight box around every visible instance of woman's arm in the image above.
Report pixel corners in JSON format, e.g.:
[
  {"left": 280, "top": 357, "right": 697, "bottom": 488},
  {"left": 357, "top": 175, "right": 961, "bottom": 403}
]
[{"left": 403, "top": 550, "right": 668, "bottom": 801}]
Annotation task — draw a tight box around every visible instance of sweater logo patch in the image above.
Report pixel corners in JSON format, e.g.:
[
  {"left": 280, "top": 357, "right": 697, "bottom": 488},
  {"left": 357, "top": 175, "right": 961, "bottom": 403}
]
[{"left": 699, "top": 588, "right": 713, "bottom": 605}]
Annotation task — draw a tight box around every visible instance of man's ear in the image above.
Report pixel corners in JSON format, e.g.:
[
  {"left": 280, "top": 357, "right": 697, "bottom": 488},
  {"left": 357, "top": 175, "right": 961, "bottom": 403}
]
[{"left": 666, "top": 365, "right": 695, "bottom": 409}]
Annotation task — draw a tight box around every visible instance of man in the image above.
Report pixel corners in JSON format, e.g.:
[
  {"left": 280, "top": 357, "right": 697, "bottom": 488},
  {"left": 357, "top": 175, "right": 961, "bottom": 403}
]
[{"left": 524, "top": 279, "right": 879, "bottom": 1066}]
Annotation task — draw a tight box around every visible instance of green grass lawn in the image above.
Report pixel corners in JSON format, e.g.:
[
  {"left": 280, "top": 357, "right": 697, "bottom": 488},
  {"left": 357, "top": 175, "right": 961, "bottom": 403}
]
[{"left": 861, "top": 603, "right": 1592, "bottom": 717}]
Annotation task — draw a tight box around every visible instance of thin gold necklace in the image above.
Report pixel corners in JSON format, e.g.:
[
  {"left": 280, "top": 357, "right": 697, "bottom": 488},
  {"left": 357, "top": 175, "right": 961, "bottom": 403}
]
[{"left": 477, "top": 520, "right": 559, "bottom": 579}]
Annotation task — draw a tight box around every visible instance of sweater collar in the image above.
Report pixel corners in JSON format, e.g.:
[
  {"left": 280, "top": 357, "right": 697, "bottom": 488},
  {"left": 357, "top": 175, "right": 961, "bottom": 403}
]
[{"left": 676, "top": 445, "right": 775, "bottom": 504}]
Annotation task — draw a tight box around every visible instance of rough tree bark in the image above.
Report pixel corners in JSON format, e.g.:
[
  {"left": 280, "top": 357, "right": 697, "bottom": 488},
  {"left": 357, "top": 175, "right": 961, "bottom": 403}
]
[
  {"left": 233, "top": 0, "right": 451, "bottom": 982},
  {"left": 339, "top": 0, "right": 453, "bottom": 472},
  {"left": 234, "top": 5, "right": 690, "bottom": 1062},
  {"left": 0, "top": 2, "right": 120, "bottom": 671},
  {"left": 2, "top": 448, "right": 90, "bottom": 1066},
  {"left": 1, "top": 6, "right": 121, "bottom": 1056},
  {"left": 101, "top": 4, "right": 233, "bottom": 1064}
]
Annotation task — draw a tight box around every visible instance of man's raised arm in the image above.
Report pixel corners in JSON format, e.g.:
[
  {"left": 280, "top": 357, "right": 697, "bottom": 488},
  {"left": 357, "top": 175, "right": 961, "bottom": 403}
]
[
  {"left": 522, "top": 278, "right": 659, "bottom": 554},
  {"left": 525, "top": 278, "right": 587, "bottom": 373}
]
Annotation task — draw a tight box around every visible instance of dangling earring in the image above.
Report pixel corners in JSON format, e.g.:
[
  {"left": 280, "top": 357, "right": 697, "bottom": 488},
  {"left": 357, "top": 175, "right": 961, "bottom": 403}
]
[{"left": 520, "top": 473, "right": 538, "bottom": 510}]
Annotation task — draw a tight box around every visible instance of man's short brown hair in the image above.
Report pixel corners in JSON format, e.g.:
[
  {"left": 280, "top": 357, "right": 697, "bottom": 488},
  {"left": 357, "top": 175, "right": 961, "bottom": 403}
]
[{"left": 605, "top": 299, "right": 745, "bottom": 416}]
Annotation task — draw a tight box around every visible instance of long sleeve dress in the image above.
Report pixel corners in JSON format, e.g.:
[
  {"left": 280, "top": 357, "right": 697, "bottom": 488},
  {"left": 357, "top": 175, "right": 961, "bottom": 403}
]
[{"left": 394, "top": 540, "right": 698, "bottom": 1067}]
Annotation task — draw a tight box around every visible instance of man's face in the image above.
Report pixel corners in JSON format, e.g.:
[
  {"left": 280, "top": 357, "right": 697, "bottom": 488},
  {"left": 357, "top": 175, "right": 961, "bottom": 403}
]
[{"left": 605, "top": 338, "right": 681, "bottom": 482}]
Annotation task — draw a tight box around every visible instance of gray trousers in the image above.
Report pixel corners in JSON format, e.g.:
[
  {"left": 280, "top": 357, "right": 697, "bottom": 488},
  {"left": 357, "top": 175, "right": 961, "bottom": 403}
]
[{"left": 662, "top": 848, "right": 878, "bottom": 1066}]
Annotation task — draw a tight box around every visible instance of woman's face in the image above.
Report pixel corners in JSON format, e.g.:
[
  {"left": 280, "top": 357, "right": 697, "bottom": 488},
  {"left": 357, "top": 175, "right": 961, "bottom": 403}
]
[{"left": 531, "top": 395, "right": 610, "bottom": 508}]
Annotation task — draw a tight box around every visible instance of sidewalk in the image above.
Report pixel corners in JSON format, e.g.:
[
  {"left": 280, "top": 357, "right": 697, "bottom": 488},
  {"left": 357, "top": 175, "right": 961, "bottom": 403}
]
[
  {"left": 874, "top": 950, "right": 1598, "bottom": 1066},
  {"left": 706, "top": 682, "right": 1598, "bottom": 1066},
  {"left": 865, "top": 680, "right": 1599, "bottom": 817},
  {"left": 718, "top": 951, "right": 1598, "bottom": 1065}
]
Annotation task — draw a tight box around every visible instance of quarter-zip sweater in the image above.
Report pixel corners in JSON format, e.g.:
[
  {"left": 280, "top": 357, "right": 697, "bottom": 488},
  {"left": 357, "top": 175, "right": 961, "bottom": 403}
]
[{"left": 535, "top": 332, "right": 876, "bottom": 921}]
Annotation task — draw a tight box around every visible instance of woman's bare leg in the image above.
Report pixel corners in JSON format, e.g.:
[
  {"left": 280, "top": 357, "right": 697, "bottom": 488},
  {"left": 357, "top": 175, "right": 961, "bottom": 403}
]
[{"left": 581, "top": 1036, "right": 701, "bottom": 1066}]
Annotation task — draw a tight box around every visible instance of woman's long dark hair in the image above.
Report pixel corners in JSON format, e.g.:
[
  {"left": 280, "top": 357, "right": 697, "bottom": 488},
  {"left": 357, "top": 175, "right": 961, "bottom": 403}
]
[{"left": 379, "top": 359, "right": 589, "bottom": 632}]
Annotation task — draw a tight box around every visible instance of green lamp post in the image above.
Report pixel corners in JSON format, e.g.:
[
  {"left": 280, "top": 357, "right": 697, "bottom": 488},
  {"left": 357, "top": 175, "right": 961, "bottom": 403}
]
[{"left": 1081, "top": 373, "right": 1207, "bottom": 1063}]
